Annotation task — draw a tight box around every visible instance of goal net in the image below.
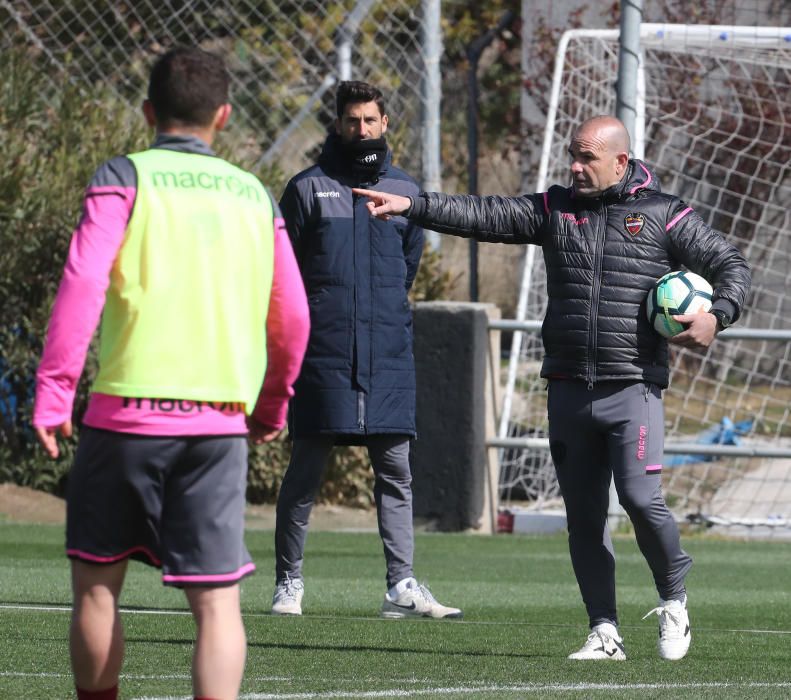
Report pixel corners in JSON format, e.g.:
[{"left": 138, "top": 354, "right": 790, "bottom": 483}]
[{"left": 501, "top": 24, "right": 791, "bottom": 538}]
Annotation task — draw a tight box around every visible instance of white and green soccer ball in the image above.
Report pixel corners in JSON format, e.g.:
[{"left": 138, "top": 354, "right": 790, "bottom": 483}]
[{"left": 646, "top": 270, "right": 713, "bottom": 338}]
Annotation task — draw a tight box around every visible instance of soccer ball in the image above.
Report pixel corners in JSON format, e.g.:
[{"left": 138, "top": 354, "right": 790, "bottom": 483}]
[{"left": 646, "top": 270, "right": 713, "bottom": 338}]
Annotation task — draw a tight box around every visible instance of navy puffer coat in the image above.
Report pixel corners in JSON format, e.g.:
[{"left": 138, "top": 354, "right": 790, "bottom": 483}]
[{"left": 280, "top": 134, "right": 423, "bottom": 441}]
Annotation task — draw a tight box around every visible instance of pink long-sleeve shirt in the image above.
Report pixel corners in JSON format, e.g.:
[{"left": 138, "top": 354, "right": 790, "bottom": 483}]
[{"left": 34, "top": 135, "right": 309, "bottom": 436}]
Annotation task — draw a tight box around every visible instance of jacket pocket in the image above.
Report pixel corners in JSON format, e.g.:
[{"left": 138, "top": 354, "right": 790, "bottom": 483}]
[
  {"left": 306, "top": 286, "right": 352, "bottom": 362},
  {"left": 373, "top": 286, "right": 411, "bottom": 360}
]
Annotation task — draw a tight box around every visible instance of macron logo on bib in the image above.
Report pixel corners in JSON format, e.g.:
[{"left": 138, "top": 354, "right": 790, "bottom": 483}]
[{"left": 315, "top": 191, "right": 341, "bottom": 198}]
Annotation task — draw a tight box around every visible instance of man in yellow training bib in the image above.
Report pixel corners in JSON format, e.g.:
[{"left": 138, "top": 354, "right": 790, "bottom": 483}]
[{"left": 33, "top": 47, "right": 310, "bottom": 700}]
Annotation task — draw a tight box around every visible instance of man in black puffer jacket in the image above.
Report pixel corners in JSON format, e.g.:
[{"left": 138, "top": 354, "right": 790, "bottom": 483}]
[
  {"left": 355, "top": 115, "right": 751, "bottom": 661},
  {"left": 272, "top": 81, "right": 461, "bottom": 621}
]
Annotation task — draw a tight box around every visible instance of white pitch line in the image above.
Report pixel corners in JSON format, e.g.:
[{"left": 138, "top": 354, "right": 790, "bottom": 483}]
[
  {"left": 2, "top": 671, "right": 790, "bottom": 700},
  {"left": 132, "top": 681, "right": 791, "bottom": 700},
  {"left": 0, "top": 671, "right": 289, "bottom": 681},
  {"left": 0, "top": 672, "right": 189, "bottom": 680},
  {"left": 1, "top": 603, "right": 790, "bottom": 636},
  {"left": 0, "top": 603, "right": 192, "bottom": 616}
]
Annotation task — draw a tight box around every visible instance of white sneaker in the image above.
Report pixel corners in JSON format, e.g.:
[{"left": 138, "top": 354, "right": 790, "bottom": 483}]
[
  {"left": 568, "top": 623, "right": 626, "bottom": 660},
  {"left": 643, "top": 595, "right": 691, "bottom": 660},
  {"left": 271, "top": 576, "right": 304, "bottom": 616},
  {"left": 381, "top": 578, "right": 462, "bottom": 619}
]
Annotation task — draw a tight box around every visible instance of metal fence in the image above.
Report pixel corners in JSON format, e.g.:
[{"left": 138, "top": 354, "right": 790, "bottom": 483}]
[
  {"left": 0, "top": 0, "right": 439, "bottom": 187},
  {"left": 500, "top": 15, "right": 791, "bottom": 537},
  {"left": 4, "top": 1, "right": 791, "bottom": 535}
]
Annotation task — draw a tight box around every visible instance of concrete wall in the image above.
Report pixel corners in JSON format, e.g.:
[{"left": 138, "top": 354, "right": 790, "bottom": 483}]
[{"left": 411, "top": 301, "right": 501, "bottom": 533}]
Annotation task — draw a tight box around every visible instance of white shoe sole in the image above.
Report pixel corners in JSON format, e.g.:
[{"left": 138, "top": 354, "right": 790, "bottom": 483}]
[
  {"left": 380, "top": 604, "right": 463, "bottom": 620},
  {"left": 568, "top": 651, "right": 626, "bottom": 661}
]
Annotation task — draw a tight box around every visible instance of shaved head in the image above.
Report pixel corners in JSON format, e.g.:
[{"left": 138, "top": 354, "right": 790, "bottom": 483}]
[
  {"left": 568, "top": 116, "right": 631, "bottom": 196},
  {"left": 574, "top": 116, "right": 631, "bottom": 154}
]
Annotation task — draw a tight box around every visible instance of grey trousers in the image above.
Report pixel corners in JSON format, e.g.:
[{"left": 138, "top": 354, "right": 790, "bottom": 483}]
[
  {"left": 275, "top": 434, "right": 415, "bottom": 588},
  {"left": 547, "top": 379, "right": 693, "bottom": 628}
]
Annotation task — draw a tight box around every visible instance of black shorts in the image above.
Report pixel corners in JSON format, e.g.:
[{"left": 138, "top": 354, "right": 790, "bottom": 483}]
[{"left": 66, "top": 427, "right": 255, "bottom": 586}]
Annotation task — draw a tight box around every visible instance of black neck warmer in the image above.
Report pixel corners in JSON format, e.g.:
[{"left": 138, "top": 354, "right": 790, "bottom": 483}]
[{"left": 339, "top": 136, "right": 388, "bottom": 182}]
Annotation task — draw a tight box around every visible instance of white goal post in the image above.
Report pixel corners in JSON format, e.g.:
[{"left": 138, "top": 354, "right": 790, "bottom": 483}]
[{"left": 499, "top": 24, "right": 791, "bottom": 537}]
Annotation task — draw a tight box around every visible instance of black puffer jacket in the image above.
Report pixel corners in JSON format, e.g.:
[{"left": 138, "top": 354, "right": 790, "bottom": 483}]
[{"left": 408, "top": 159, "right": 751, "bottom": 388}]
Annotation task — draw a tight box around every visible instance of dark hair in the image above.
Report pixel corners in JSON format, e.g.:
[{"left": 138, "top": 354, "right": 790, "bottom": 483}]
[
  {"left": 336, "top": 81, "right": 385, "bottom": 118},
  {"left": 147, "top": 47, "right": 229, "bottom": 128}
]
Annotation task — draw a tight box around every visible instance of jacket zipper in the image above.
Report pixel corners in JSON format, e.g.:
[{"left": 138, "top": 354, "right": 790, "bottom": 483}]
[
  {"left": 352, "top": 188, "right": 363, "bottom": 428},
  {"left": 357, "top": 391, "right": 366, "bottom": 431},
  {"left": 587, "top": 199, "right": 607, "bottom": 390}
]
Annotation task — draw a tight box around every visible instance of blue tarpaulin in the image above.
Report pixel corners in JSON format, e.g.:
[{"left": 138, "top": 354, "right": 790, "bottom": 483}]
[{"left": 665, "top": 417, "right": 754, "bottom": 467}]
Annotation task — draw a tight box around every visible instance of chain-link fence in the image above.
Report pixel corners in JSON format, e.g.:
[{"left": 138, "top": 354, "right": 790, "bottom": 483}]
[
  {"left": 0, "top": 0, "right": 437, "bottom": 188},
  {"left": 6, "top": 1, "right": 791, "bottom": 531}
]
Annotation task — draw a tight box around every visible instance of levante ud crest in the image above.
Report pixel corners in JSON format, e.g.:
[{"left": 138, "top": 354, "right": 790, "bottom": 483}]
[{"left": 624, "top": 213, "right": 645, "bottom": 235}]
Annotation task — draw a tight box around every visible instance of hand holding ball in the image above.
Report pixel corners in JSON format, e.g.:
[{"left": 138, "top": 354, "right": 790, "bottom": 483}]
[{"left": 646, "top": 271, "right": 713, "bottom": 338}]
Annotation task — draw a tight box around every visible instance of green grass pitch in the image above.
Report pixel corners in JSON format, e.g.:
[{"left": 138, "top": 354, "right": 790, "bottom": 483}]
[{"left": 1, "top": 523, "right": 790, "bottom": 699}]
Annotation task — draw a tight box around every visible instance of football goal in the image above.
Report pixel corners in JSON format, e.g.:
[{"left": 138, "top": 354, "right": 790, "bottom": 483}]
[{"left": 499, "top": 24, "right": 791, "bottom": 538}]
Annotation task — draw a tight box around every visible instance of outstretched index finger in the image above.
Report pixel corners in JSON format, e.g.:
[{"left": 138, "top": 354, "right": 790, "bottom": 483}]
[
  {"left": 351, "top": 188, "right": 411, "bottom": 219},
  {"left": 352, "top": 187, "right": 381, "bottom": 201}
]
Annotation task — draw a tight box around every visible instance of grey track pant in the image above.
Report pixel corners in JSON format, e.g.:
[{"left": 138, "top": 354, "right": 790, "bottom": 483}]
[
  {"left": 275, "top": 434, "right": 414, "bottom": 589},
  {"left": 547, "top": 379, "right": 693, "bottom": 628}
]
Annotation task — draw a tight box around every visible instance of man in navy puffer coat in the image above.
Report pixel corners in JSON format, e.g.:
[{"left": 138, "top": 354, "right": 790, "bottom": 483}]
[
  {"left": 271, "top": 81, "right": 461, "bottom": 620},
  {"left": 354, "top": 115, "right": 751, "bottom": 660}
]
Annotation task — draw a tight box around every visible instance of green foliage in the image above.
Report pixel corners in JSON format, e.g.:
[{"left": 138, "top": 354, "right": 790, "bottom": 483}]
[
  {"left": 410, "top": 242, "right": 460, "bottom": 303},
  {"left": 0, "top": 46, "right": 392, "bottom": 509},
  {"left": 0, "top": 48, "right": 148, "bottom": 491},
  {"left": 247, "top": 437, "right": 374, "bottom": 508},
  {"left": 438, "top": 1, "right": 522, "bottom": 185},
  {"left": 0, "top": 5, "right": 482, "bottom": 505}
]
